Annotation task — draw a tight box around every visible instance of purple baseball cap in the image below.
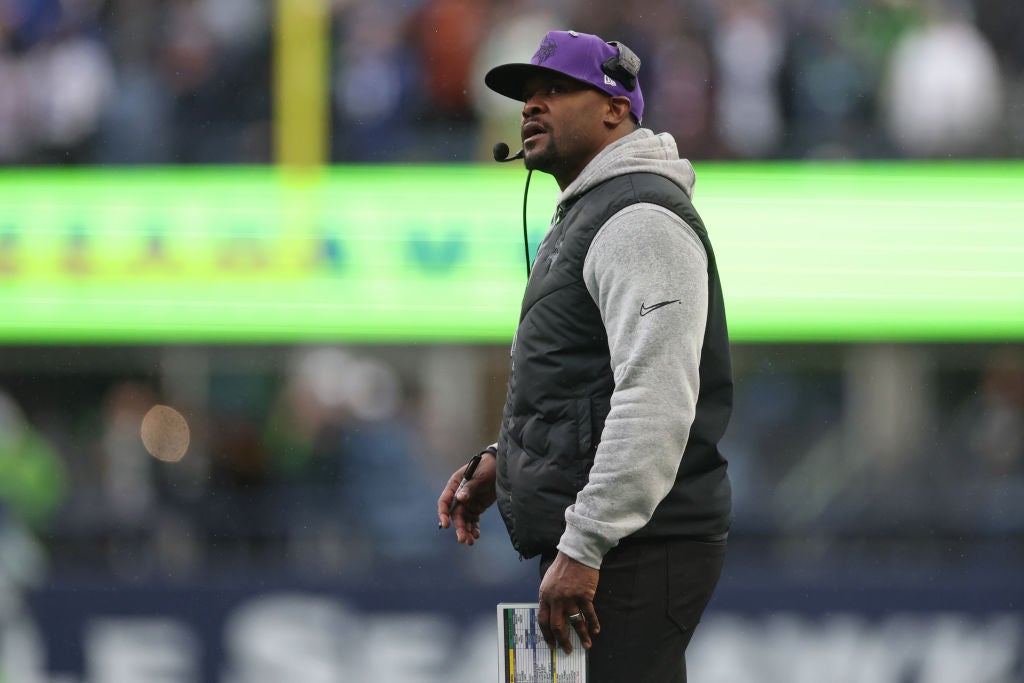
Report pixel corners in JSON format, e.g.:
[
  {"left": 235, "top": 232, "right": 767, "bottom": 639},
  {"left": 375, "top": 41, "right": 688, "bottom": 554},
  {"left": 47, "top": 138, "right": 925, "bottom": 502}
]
[{"left": 485, "top": 30, "right": 645, "bottom": 123}]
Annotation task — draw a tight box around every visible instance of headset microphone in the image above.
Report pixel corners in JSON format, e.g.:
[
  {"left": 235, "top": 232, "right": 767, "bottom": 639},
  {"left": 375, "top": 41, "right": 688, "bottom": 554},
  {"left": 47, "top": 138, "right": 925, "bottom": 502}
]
[
  {"left": 492, "top": 142, "right": 525, "bottom": 163},
  {"left": 491, "top": 141, "right": 532, "bottom": 277}
]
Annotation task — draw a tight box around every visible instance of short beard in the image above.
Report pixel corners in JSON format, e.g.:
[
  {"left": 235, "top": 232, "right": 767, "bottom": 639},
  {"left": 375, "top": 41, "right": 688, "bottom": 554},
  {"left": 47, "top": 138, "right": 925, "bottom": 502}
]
[
  {"left": 524, "top": 144, "right": 555, "bottom": 173},
  {"left": 524, "top": 139, "right": 569, "bottom": 177}
]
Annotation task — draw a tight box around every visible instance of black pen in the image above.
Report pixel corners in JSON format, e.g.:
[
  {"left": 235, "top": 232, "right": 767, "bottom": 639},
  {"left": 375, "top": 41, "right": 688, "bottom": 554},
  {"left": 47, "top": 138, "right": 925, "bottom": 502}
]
[{"left": 442, "top": 452, "right": 484, "bottom": 527}]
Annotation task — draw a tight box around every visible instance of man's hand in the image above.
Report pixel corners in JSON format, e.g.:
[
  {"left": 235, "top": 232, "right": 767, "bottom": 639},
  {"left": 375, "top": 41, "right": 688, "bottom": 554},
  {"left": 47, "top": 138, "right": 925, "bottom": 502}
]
[
  {"left": 436, "top": 451, "right": 497, "bottom": 545},
  {"left": 538, "top": 551, "right": 601, "bottom": 653}
]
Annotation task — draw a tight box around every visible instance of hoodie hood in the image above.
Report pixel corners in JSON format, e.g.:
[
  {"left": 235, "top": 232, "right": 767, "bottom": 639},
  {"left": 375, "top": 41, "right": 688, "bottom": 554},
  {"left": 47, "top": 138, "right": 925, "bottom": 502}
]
[{"left": 558, "top": 128, "right": 696, "bottom": 205}]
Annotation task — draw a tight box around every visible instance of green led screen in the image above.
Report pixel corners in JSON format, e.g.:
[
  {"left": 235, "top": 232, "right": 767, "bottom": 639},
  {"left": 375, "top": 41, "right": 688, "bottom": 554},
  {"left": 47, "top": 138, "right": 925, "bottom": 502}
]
[{"left": 0, "top": 163, "right": 1021, "bottom": 343}]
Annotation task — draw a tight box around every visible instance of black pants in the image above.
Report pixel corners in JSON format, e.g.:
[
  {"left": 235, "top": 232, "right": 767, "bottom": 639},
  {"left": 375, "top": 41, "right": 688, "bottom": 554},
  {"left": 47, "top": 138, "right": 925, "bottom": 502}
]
[{"left": 542, "top": 537, "right": 726, "bottom": 683}]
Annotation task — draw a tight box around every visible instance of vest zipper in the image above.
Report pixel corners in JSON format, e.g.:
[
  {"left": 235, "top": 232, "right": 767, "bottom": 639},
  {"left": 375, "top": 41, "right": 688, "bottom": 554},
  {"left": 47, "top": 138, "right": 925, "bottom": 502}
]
[{"left": 554, "top": 204, "right": 565, "bottom": 224}]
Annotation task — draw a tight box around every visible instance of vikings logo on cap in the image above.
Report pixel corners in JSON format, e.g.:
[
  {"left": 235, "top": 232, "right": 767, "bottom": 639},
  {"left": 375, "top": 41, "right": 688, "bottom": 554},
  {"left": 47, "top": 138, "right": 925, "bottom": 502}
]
[{"left": 533, "top": 36, "right": 557, "bottom": 65}]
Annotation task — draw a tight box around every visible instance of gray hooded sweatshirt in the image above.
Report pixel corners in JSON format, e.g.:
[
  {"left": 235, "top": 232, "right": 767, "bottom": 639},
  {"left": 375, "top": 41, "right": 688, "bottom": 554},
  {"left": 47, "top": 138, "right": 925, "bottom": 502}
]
[{"left": 550, "top": 128, "right": 709, "bottom": 569}]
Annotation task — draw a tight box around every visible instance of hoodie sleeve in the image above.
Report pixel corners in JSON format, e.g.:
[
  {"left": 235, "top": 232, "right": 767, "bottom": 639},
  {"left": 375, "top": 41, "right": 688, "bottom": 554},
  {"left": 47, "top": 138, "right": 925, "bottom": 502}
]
[{"left": 556, "top": 202, "right": 708, "bottom": 569}]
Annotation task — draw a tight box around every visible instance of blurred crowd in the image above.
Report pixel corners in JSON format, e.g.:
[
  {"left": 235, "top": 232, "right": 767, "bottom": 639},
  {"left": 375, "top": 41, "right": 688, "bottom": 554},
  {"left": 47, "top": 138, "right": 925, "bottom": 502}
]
[
  {"left": 0, "top": 342, "right": 1021, "bottom": 582},
  {"left": 1, "top": 0, "right": 1022, "bottom": 166},
  {"left": 1, "top": 0, "right": 1022, "bottom": 581}
]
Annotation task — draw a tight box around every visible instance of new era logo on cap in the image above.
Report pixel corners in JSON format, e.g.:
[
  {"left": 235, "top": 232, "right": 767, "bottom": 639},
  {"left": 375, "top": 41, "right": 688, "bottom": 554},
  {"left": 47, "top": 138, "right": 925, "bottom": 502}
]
[{"left": 484, "top": 30, "right": 645, "bottom": 123}]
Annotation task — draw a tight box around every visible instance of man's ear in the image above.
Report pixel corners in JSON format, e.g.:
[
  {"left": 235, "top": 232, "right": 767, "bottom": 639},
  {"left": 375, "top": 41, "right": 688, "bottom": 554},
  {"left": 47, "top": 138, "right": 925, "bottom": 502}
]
[{"left": 604, "top": 96, "right": 633, "bottom": 128}]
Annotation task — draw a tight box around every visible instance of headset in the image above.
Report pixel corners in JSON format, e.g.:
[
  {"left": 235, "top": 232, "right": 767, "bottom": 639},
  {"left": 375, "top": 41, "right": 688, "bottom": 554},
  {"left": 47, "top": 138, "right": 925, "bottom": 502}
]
[
  {"left": 492, "top": 142, "right": 533, "bottom": 277},
  {"left": 601, "top": 41, "right": 641, "bottom": 91}
]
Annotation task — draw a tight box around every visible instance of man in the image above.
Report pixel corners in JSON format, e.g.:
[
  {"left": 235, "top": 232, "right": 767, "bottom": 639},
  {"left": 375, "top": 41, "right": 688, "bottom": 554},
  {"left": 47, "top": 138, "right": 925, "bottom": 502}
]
[{"left": 437, "top": 30, "right": 733, "bottom": 682}]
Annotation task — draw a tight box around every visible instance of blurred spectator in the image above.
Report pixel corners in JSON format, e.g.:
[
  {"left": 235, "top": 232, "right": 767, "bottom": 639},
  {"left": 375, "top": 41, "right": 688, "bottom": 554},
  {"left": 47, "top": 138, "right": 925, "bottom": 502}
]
[
  {"left": 968, "top": 349, "right": 1024, "bottom": 479},
  {"left": 0, "top": 0, "right": 114, "bottom": 163},
  {"left": 262, "top": 348, "right": 352, "bottom": 571},
  {"left": 720, "top": 360, "right": 844, "bottom": 533},
  {"left": 0, "top": 389, "right": 65, "bottom": 679},
  {"left": 881, "top": 1, "right": 1003, "bottom": 157},
  {"left": 777, "top": 2, "right": 892, "bottom": 159},
  {"left": 254, "top": 347, "right": 447, "bottom": 572},
  {"left": 0, "top": 389, "right": 65, "bottom": 538},
  {"left": 413, "top": 0, "right": 488, "bottom": 121},
  {"left": 99, "top": 382, "right": 158, "bottom": 530},
  {"left": 941, "top": 348, "right": 1024, "bottom": 532},
  {"left": 710, "top": 0, "right": 784, "bottom": 158},
  {"left": 331, "top": 2, "right": 422, "bottom": 161},
  {"left": 158, "top": 0, "right": 271, "bottom": 162},
  {"left": 200, "top": 365, "right": 275, "bottom": 563},
  {"left": 632, "top": 2, "right": 718, "bottom": 158},
  {"left": 94, "top": 0, "right": 174, "bottom": 164}
]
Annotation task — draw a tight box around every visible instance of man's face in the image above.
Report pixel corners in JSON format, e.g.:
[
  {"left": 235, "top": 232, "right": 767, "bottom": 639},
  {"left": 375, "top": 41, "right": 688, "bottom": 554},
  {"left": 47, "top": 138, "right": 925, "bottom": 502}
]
[{"left": 519, "top": 74, "right": 610, "bottom": 187}]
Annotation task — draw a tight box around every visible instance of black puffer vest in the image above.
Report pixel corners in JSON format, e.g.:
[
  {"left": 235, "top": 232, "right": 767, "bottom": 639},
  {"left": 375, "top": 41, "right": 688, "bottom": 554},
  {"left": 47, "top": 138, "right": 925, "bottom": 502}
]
[{"left": 495, "top": 172, "right": 732, "bottom": 559}]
